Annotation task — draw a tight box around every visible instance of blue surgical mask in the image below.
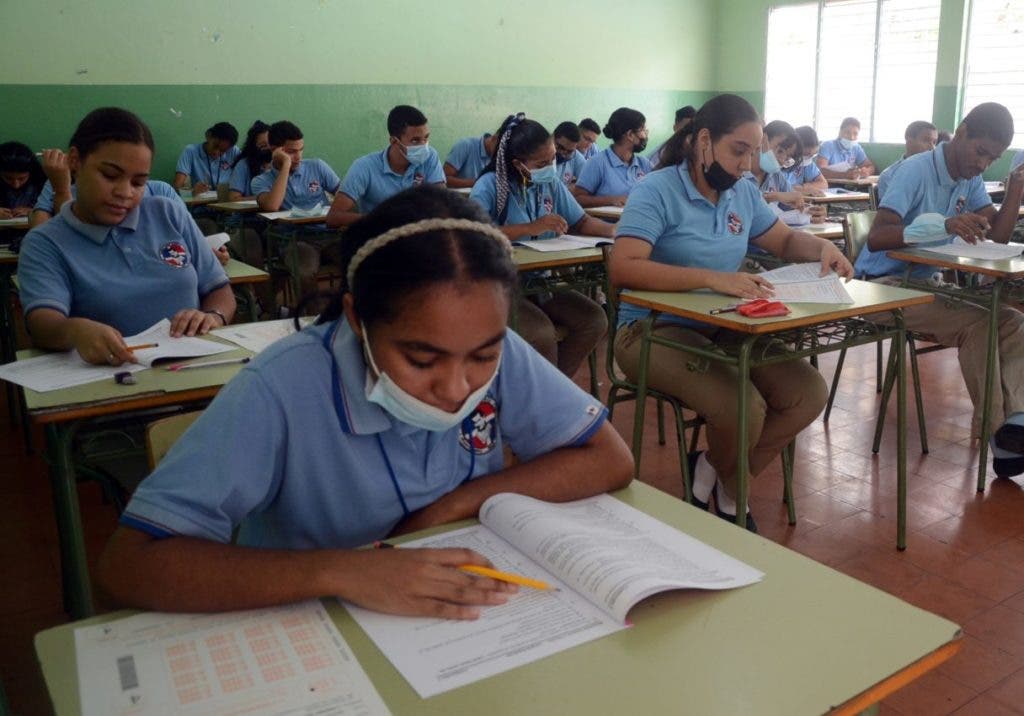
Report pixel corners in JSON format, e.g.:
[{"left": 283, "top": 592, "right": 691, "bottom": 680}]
[
  {"left": 838, "top": 137, "right": 854, "bottom": 151},
  {"left": 403, "top": 142, "right": 431, "bottom": 165},
  {"left": 529, "top": 161, "right": 559, "bottom": 184},
  {"left": 361, "top": 322, "right": 499, "bottom": 431},
  {"left": 759, "top": 150, "right": 782, "bottom": 174}
]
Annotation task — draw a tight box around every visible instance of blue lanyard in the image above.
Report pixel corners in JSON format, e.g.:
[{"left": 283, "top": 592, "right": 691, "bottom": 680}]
[
  {"left": 322, "top": 320, "right": 478, "bottom": 519},
  {"left": 205, "top": 151, "right": 223, "bottom": 186}
]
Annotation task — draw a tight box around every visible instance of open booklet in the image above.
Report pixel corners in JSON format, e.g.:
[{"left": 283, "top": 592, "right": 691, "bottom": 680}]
[
  {"left": 756, "top": 262, "right": 854, "bottom": 303},
  {"left": 212, "top": 317, "right": 315, "bottom": 354},
  {"left": 0, "top": 318, "right": 234, "bottom": 392},
  {"left": 514, "top": 234, "right": 612, "bottom": 252},
  {"left": 259, "top": 204, "right": 330, "bottom": 221},
  {"left": 344, "top": 493, "right": 762, "bottom": 698},
  {"left": 920, "top": 237, "right": 1024, "bottom": 261}
]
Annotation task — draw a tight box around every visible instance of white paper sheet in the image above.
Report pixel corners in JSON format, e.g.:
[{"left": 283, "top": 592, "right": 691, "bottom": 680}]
[
  {"left": 827, "top": 161, "right": 851, "bottom": 172},
  {"left": 258, "top": 205, "right": 329, "bottom": 221},
  {"left": 204, "top": 232, "right": 230, "bottom": 251},
  {"left": 0, "top": 216, "right": 29, "bottom": 227},
  {"left": 0, "top": 319, "right": 233, "bottom": 392},
  {"left": 448, "top": 187, "right": 472, "bottom": 194},
  {"left": 515, "top": 235, "right": 611, "bottom": 252},
  {"left": 589, "top": 205, "right": 624, "bottom": 216},
  {"left": 759, "top": 262, "right": 835, "bottom": 284},
  {"left": 768, "top": 276, "right": 854, "bottom": 303},
  {"left": 212, "top": 317, "right": 313, "bottom": 354},
  {"left": 74, "top": 601, "right": 390, "bottom": 716},
  {"left": 921, "top": 238, "right": 1024, "bottom": 260},
  {"left": 192, "top": 190, "right": 218, "bottom": 200}
]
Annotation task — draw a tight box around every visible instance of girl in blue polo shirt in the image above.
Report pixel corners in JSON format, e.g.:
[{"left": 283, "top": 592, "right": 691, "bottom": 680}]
[
  {"left": 228, "top": 120, "right": 271, "bottom": 199},
  {"left": 470, "top": 114, "right": 612, "bottom": 379},
  {"left": 18, "top": 107, "right": 235, "bottom": 366},
  {"left": 785, "top": 126, "right": 828, "bottom": 196},
  {"left": 0, "top": 141, "right": 46, "bottom": 218},
  {"left": 609, "top": 94, "right": 852, "bottom": 532},
  {"left": 573, "top": 107, "right": 653, "bottom": 208},
  {"left": 98, "top": 185, "right": 633, "bottom": 618}
]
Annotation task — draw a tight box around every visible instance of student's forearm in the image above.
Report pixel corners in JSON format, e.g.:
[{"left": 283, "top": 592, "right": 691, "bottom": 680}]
[
  {"left": 259, "top": 173, "right": 289, "bottom": 211},
  {"left": 817, "top": 166, "right": 846, "bottom": 180},
  {"left": 29, "top": 210, "right": 52, "bottom": 228},
  {"left": 861, "top": 161, "right": 876, "bottom": 174},
  {"left": 575, "top": 215, "right": 614, "bottom": 237},
  {"left": 172, "top": 173, "right": 188, "bottom": 190},
  {"left": 52, "top": 187, "right": 73, "bottom": 212},
  {"left": 866, "top": 225, "right": 906, "bottom": 251},
  {"left": 498, "top": 224, "right": 538, "bottom": 241},
  {"left": 610, "top": 255, "right": 721, "bottom": 292},
  {"left": 200, "top": 284, "right": 237, "bottom": 324},
  {"left": 392, "top": 422, "right": 633, "bottom": 536},
  {"left": 444, "top": 171, "right": 475, "bottom": 189},
  {"left": 26, "top": 311, "right": 100, "bottom": 351},
  {"left": 325, "top": 208, "right": 362, "bottom": 228},
  {"left": 572, "top": 190, "right": 618, "bottom": 208},
  {"left": 776, "top": 232, "right": 834, "bottom": 262}
]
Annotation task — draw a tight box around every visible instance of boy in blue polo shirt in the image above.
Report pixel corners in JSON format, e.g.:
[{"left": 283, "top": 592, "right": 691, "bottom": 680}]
[
  {"left": 649, "top": 105, "right": 695, "bottom": 169},
  {"left": 855, "top": 102, "right": 1024, "bottom": 476},
  {"left": 552, "top": 121, "right": 587, "bottom": 187},
  {"left": 817, "top": 117, "right": 875, "bottom": 180},
  {"left": 327, "top": 105, "right": 445, "bottom": 228},
  {"left": 876, "top": 120, "right": 939, "bottom": 201},
  {"left": 443, "top": 124, "right": 500, "bottom": 188},
  {"left": 172, "top": 122, "right": 240, "bottom": 194},
  {"left": 577, "top": 118, "right": 601, "bottom": 160}
]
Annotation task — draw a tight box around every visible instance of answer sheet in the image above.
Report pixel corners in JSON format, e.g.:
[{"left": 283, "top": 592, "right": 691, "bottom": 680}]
[
  {"left": 212, "top": 317, "right": 313, "bottom": 354},
  {"left": 756, "top": 264, "right": 854, "bottom": 303},
  {"left": 74, "top": 601, "right": 390, "bottom": 716},
  {"left": 921, "top": 239, "right": 1024, "bottom": 260},
  {"left": 515, "top": 235, "right": 610, "bottom": 251}
]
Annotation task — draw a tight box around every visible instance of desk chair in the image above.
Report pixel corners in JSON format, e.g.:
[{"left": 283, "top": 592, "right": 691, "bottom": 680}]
[
  {"left": 600, "top": 247, "right": 797, "bottom": 523},
  {"left": 146, "top": 411, "right": 203, "bottom": 469},
  {"left": 823, "top": 211, "right": 931, "bottom": 453}
]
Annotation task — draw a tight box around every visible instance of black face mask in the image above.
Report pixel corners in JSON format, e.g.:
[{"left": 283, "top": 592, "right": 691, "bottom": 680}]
[
  {"left": 632, "top": 139, "right": 648, "bottom": 153},
  {"left": 702, "top": 146, "right": 739, "bottom": 191}
]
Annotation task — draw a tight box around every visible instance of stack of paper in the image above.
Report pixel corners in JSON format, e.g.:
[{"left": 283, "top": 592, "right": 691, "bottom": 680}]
[
  {"left": 757, "top": 263, "right": 854, "bottom": 303},
  {"left": 258, "top": 205, "right": 330, "bottom": 221},
  {"left": 514, "top": 234, "right": 612, "bottom": 252},
  {"left": 921, "top": 238, "right": 1024, "bottom": 260}
]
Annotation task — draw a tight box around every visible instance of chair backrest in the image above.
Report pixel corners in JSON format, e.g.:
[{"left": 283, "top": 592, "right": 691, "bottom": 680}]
[
  {"left": 145, "top": 411, "right": 203, "bottom": 470},
  {"left": 600, "top": 245, "right": 622, "bottom": 383},
  {"left": 843, "top": 210, "right": 877, "bottom": 264}
]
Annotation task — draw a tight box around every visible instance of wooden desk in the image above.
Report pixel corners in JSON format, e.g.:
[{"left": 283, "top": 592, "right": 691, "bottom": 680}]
[
  {"left": 888, "top": 247, "right": 1024, "bottom": 490},
  {"left": 35, "top": 481, "right": 962, "bottom": 716},
  {"left": 621, "top": 281, "right": 934, "bottom": 546},
  {"left": 584, "top": 205, "right": 624, "bottom": 221},
  {"left": 224, "top": 258, "right": 270, "bottom": 322},
  {"left": 22, "top": 341, "right": 252, "bottom": 619},
  {"left": 209, "top": 199, "right": 259, "bottom": 214}
]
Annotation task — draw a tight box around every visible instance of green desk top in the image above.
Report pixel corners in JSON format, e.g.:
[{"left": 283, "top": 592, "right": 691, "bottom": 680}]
[
  {"left": 512, "top": 246, "right": 603, "bottom": 271},
  {"left": 0, "top": 248, "right": 18, "bottom": 265},
  {"left": 209, "top": 199, "right": 258, "bottom": 212},
  {"left": 224, "top": 258, "right": 269, "bottom": 283},
  {"left": 888, "top": 247, "right": 1024, "bottom": 279},
  {"left": 34, "top": 482, "right": 960, "bottom": 716},
  {"left": 621, "top": 279, "right": 934, "bottom": 334}
]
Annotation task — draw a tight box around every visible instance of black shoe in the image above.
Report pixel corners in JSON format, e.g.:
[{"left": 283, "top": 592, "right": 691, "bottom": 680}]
[
  {"left": 993, "top": 454, "right": 1024, "bottom": 479},
  {"left": 686, "top": 451, "right": 711, "bottom": 511},
  {"left": 994, "top": 423, "right": 1024, "bottom": 455},
  {"left": 715, "top": 506, "right": 759, "bottom": 533}
]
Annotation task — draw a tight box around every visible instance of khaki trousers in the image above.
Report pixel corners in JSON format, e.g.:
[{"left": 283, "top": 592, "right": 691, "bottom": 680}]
[
  {"left": 516, "top": 292, "right": 607, "bottom": 378},
  {"left": 614, "top": 321, "right": 827, "bottom": 498}
]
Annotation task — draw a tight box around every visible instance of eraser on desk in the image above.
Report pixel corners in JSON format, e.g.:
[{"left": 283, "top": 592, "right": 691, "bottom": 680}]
[{"left": 114, "top": 371, "right": 136, "bottom": 385}]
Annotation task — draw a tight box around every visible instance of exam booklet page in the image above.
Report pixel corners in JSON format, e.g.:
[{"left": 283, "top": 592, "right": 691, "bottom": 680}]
[{"left": 343, "top": 493, "right": 762, "bottom": 698}]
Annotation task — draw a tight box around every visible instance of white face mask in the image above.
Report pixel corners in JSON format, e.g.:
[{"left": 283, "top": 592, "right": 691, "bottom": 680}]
[{"left": 361, "top": 322, "right": 499, "bottom": 431}]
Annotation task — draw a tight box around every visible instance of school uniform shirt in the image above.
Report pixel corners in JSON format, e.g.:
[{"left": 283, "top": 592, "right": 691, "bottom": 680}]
[
  {"left": 615, "top": 163, "right": 778, "bottom": 328},
  {"left": 18, "top": 196, "right": 228, "bottom": 336},
  {"left": 875, "top": 157, "right": 906, "bottom": 203},
  {"left": 469, "top": 173, "right": 586, "bottom": 238},
  {"left": 1, "top": 181, "right": 41, "bottom": 209},
  {"left": 818, "top": 139, "right": 868, "bottom": 169},
  {"left": 175, "top": 143, "right": 241, "bottom": 187},
  {"left": 746, "top": 170, "right": 793, "bottom": 194},
  {"left": 119, "top": 319, "right": 608, "bottom": 549},
  {"left": 341, "top": 147, "right": 445, "bottom": 214},
  {"left": 250, "top": 159, "right": 341, "bottom": 211},
  {"left": 581, "top": 143, "right": 599, "bottom": 161},
  {"left": 32, "top": 180, "right": 184, "bottom": 214},
  {"left": 784, "top": 161, "right": 824, "bottom": 186},
  {"left": 854, "top": 144, "right": 992, "bottom": 280},
  {"left": 445, "top": 134, "right": 492, "bottom": 180},
  {"left": 575, "top": 148, "right": 652, "bottom": 198},
  {"left": 228, "top": 159, "right": 268, "bottom": 196},
  {"left": 556, "top": 151, "right": 587, "bottom": 186},
  {"left": 1011, "top": 150, "right": 1024, "bottom": 172}
]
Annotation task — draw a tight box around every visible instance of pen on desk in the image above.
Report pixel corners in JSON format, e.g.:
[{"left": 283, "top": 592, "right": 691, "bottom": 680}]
[
  {"left": 709, "top": 305, "right": 740, "bottom": 315},
  {"left": 125, "top": 342, "right": 158, "bottom": 351},
  {"left": 166, "top": 356, "right": 251, "bottom": 371}
]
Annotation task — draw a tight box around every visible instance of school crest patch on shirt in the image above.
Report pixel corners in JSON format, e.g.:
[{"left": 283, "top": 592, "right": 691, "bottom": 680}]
[
  {"left": 308, "top": 180, "right": 321, "bottom": 194},
  {"left": 727, "top": 212, "right": 744, "bottom": 235},
  {"left": 543, "top": 196, "right": 554, "bottom": 214},
  {"left": 459, "top": 397, "right": 498, "bottom": 454},
  {"left": 219, "top": 160, "right": 231, "bottom": 171},
  {"left": 412, "top": 172, "right": 425, "bottom": 186},
  {"left": 955, "top": 195, "right": 966, "bottom": 214},
  {"left": 158, "top": 241, "right": 190, "bottom": 268}
]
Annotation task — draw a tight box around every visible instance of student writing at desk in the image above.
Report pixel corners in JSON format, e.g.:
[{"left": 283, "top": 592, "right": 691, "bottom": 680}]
[
  {"left": 0, "top": 141, "right": 45, "bottom": 219},
  {"left": 817, "top": 117, "right": 876, "bottom": 180},
  {"left": 853, "top": 102, "right": 1024, "bottom": 477},
  {"left": 469, "top": 114, "right": 612, "bottom": 379},
  {"left": 784, "top": 126, "right": 828, "bottom": 196},
  {"left": 17, "top": 107, "right": 235, "bottom": 366},
  {"left": 96, "top": 186, "right": 633, "bottom": 618},
  {"left": 876, "top": 120, "right": 938, "bottom": 202},
  {"left": 553, "top": 121, "right": 586, "bottom": 187},
  {"left": 747, "top": 122, "right": 826, "bottom": 225},
  {"left": 609, "top": 95, "right": 852, "bottom": 532},
  {"left": 577, "top": 118, "right": 601, "bottom": 161},
  {"left": 443, "top": 121, "right": 500, "bottom": 188},
  {"left": 327, "top": 105, "right": 446, "bottom": 228},
  {"left": 172, "top": 121, "right": 240, "bottom": 195},
  {"left": 573, "top": 107, "right": 653, "bottom": 208}
]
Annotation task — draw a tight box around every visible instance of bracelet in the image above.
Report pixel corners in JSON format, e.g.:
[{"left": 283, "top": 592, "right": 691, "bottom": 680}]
[{"left": 203, "top": 309, "right": 227, "bottom": 325}]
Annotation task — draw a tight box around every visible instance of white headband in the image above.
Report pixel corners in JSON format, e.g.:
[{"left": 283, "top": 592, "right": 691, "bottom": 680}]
[{"left": 346, "top": 217, "right": 514, "bottom": 289}]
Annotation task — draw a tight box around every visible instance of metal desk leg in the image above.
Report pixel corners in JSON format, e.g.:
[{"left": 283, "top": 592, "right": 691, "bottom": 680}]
[
  {"left": 895, "top": 313, "right": 907, "bottom": 551},
  {"left": 977, "top": 280, "right": 1002, "bottom": 492},
  {"left": 630, "top": 315, "right": 656, "bottom": 478},
  {"left": 734, "top": 338, "right": 754, "bottom": 530},
  {"left": 46, "top": 422, "right": 94, "bottom": 618}
]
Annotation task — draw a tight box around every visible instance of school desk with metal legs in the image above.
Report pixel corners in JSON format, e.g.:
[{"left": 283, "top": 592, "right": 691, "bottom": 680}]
[
  {"left": 223, "top": 258, "right": 270, "bottom": 323},
  {"left": 20, "top": 344, "right": 252, "bottom": 619},
  {"left": 619, "top": 281, "right": 933, "bottom": 548},
  {"left": 35, "top": 481, "right": 962, "bottom": 716},
  {"left": 887, "top": 248, "right": 1024, "bottom": 492},
  {"left": 260, "top": 214, "right": 340, "bottom": 305}
]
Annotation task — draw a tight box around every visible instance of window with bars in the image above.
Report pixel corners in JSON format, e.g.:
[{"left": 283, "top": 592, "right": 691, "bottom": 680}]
[
  {"left": 962, "top": 0, "right": 1024, "bottom": 148},
  {"left": 764, "top": 0, "right": 941, "bottom": 143}
]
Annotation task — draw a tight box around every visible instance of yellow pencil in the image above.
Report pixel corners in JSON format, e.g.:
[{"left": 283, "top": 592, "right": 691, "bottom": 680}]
[
  {"left": 459, "top": 565, "right": 554, "bottom": 591},
  {"left": 126, "top": 342, "right": 159, "bottom": 351}
]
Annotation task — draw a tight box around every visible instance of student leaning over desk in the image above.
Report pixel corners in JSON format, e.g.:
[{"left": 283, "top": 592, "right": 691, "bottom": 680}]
[
  {"left": 469, "top": 113, "right": 612, "bottom": 379},
  {"left": 817, "top": 116, "right": 876, "bottom": 180},
  {"left": 552, "top": 121, "right": 587, "bottom": 187},
  {"left": 876, "top": 120, "right": 938, "bottom": 202},
  {"left": 573, "top": 107, "right": 653, "bottom": 208},
  {"left": 784, "top": 126, "right": 828, "bottom": 196},
  {"left": 97, "top": 185, "right": 633, "bottom": 618},
  {"left": 609, "top": 94, "right": 852, "bottom": 533},
  {"left": 577, "top": 117, "right": 601, "bottom": 161},
  {"left": 0, "top": 141, "right": 45, "bottom": 219},
  {"left": 853, "top": 102, "right": 1024, "bottom": 477},
  {"left": 443, "top": 121, "right": 501, "bottom": 188},
  {"left": 17, "top": 107, "right": 235, "bottom": 366}
]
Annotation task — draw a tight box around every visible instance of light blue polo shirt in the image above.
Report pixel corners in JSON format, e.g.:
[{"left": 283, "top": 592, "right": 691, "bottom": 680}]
[
  {"left": 341, "top": 147, "right": 446, "bottom": 214},
  {"left": 1011, "top": 149, "right": 1024, "bottom": 172},
  {"left": 557, "top": 151, "right": 587, "bottom": 186},
  {"left": 854, "top": 144, "right": 992, "bottom": 279},
  {"left": 784, "top": 161, "right": 823, "bottom": 186},
  {"left": 615, "top": 163, "right": 779, "bottom": 327},
  {"left": 228, "top": 159, "right": 269, "bottom": 196},
  {"left": 1, "top": 181, "right": 39, "bottom": 209},
  {"left": 175, "top": 143, "right": 241, "bottom": 187},
  {"left": 818, "top": 139, "right": 868, "bottom": 168},
  {"left": 19, "top": 197, "right": 228, "bottom": 336},
  {"left": 581, "top": 143, "right": 599, "bottom": 161},
  {"left": 33, "top": 180, "right": 183, "bottom": 215},
  {"left": 875, "top": 156, "right": 907, "bottom": 203},
  {"left": 445, "top": 134, "right": 492, "bottom": 180},
  {"left": 576, "top": 148, "right": 652, "bottom": 197},
  {"left": 250, "top": 158, "right": 341, "bottom": 211},
  {"left": 469, "top": 172, "right": 586, "bottom": 238},
  {"left": 747, "top": 170, "right": 792, "bottom": 194},
  {"left": 120, "top": 319, "right": 608, "bottom": 549}
]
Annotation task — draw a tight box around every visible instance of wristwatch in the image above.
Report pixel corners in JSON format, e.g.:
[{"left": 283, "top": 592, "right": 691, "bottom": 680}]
[{"left": 203, "top": 309, "right": 227, "bottom": 325}]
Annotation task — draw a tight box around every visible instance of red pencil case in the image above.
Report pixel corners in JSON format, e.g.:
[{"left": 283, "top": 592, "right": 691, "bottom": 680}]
[{"left": 737, "top": 298, "right": 791, "bottom": 317}]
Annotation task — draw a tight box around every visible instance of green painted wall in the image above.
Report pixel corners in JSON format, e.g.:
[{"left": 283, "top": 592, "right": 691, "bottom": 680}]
[{"left": 0, "top": 0, "right": 715, "bottom": 180}]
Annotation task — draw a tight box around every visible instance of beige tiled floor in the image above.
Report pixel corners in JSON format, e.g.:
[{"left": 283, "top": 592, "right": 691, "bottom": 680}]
[{"left": 2, "top": 341, "right": 1024, "bottom": 714}]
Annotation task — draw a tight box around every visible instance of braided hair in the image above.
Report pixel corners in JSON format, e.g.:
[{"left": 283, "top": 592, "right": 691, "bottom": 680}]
[{"left": 480, "top": 113, "right": 552, "bottom": 224}]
